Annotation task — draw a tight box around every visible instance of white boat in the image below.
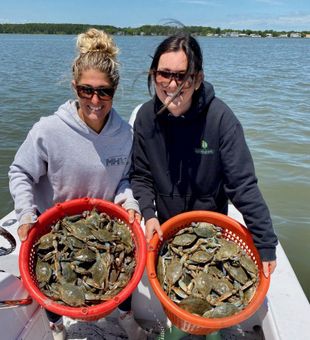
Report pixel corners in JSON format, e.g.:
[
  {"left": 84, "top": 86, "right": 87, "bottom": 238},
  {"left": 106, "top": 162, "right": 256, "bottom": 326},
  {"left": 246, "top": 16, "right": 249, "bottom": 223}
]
[{"left": 1, "top": 205, "right": 309, "bottom": 340}]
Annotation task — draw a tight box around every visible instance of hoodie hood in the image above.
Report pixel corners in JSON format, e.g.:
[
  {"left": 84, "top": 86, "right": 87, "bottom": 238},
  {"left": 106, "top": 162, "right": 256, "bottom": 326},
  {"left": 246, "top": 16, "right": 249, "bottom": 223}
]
[
  {"left": 154, "top": 81, "right": 215, "bottom": 121},
  {"left": 54, "top": 99, "right": 125, "bottom": 138}
]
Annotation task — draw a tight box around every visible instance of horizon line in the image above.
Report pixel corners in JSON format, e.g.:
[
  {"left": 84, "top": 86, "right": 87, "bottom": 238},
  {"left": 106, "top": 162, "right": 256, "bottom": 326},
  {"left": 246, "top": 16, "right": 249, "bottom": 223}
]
[{"left": 0, "top": 22, "right": 309, "bottom": 33}]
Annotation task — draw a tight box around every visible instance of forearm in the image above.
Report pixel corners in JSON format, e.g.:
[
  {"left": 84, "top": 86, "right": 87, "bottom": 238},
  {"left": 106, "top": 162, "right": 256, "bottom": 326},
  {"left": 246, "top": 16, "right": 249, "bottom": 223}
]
[
  {"left": 8, "top": 134, "right": 46, "bottom": 224},
  {"left": 114, "top": 185, "right": 140, "bottom": 213},
  {"left": 114, "top": 155, "right": 140, "bottom": 213},
  {"left": 222, "top": 124, "right": 278, "bottom": 260},
  {"left": 9, "top": 167, "right": 38, "bottom": 224},
  {"left": 131, "top": 126, "right": 157, "bottom": 220}
]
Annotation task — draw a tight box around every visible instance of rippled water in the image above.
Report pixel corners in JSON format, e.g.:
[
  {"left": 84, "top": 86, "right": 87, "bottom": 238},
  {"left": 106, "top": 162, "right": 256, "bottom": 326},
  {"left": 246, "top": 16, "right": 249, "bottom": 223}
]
[{"left": 0, "top": 34, "right": 309, "bottom": 300}]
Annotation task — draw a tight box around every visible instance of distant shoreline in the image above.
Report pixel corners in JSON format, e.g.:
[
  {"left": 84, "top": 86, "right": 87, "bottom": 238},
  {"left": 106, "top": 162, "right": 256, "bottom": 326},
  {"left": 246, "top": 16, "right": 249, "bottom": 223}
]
[{"left": 1, "top": 23, "right": 309, "bottom": 38}]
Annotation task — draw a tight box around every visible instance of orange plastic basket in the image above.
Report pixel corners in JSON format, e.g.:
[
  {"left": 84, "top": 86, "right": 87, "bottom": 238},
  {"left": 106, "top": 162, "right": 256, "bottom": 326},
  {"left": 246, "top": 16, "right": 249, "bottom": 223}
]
[
  {"left": 147, "top": 210, "right": 270, "bottom": 335},
  {"left": 19, "top": 197, "right": 147, "bottom": 321}
]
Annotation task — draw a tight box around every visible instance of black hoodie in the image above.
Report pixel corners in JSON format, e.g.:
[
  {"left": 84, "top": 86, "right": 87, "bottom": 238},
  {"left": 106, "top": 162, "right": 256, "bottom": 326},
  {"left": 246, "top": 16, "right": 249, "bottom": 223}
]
[{"left": 131, "top": 82, "right": 277, "bottom": 261}]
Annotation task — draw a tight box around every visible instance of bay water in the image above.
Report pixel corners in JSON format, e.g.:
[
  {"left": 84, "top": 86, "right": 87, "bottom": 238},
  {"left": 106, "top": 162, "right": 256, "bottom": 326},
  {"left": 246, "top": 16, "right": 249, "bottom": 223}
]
[{"left": 0, "top": 34, "right": 309, "bottom": 300}]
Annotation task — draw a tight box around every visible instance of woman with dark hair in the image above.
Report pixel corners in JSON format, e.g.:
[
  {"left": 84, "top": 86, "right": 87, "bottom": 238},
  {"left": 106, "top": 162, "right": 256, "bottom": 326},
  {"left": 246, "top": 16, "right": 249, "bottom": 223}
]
[{"left": 130, "top": 31, "right": 278, "bottom": 338}]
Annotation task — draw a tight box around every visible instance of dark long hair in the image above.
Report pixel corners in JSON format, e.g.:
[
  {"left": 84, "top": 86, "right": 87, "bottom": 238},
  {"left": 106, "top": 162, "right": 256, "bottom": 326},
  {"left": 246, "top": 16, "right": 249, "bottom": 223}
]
[{"left": 147, "top": 31, "right": 203, "bottom": 96}]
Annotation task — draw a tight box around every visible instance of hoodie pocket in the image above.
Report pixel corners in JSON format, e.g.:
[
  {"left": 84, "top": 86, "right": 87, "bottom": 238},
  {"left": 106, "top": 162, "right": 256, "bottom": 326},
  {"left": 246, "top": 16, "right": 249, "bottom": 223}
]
[
  {"left": 187, "top": 194, "right": 218, "bottom": 211},
  {"left": 156, "top": 193, "right": 219, "bottom": 223}
]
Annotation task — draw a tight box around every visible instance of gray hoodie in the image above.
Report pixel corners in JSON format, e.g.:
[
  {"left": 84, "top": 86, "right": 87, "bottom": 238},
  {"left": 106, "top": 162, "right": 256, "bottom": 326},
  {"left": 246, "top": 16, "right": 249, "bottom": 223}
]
[{"left": 9, "top": 100, "right": 139, "bottom": 224}]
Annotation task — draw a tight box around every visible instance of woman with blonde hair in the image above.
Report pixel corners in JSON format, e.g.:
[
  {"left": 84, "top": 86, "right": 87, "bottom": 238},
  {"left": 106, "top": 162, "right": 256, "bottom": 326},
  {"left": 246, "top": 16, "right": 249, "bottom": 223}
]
[{"left": 9, "top": 28, "right": 147, "bottom": 340}]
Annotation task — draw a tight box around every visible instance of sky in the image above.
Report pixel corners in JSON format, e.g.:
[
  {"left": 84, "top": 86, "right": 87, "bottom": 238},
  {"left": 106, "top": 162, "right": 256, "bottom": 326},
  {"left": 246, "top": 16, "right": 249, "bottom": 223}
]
[{"left": 0, "top": 0, "right": 309, "bottom": 31}]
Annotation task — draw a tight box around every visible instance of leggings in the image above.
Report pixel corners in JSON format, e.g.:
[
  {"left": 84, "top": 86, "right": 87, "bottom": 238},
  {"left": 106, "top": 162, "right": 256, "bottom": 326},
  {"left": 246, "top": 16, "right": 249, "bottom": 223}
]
[
  {"left": 117, "top": 295, "right": 132, "bottom": 312},
  {"left": 46, "top": 295, "right": 132, "bottom": 323},
  {"left": 45, "top": 309, "right": 62, "bottom": 324}
]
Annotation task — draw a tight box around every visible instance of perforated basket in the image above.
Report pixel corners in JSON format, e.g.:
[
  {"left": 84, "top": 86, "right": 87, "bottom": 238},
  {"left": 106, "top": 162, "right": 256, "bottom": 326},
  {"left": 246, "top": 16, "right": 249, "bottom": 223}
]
[
  {"left": 146, "top": 210, "right": 270, "bottom": 335},
  {"left": 19, "top": 197, "right": 146, "bottom": 321}
]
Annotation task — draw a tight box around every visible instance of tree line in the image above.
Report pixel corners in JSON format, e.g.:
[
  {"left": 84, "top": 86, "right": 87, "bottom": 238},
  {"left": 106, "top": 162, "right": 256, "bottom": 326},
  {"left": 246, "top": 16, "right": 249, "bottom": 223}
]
[{"left": 0, "top": 23, "right": 308, "bottom": 37}]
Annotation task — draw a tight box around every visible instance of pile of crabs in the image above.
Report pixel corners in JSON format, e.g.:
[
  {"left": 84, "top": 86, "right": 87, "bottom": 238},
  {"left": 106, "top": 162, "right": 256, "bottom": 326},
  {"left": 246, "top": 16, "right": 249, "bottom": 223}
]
[
  {"left": 157, "top": 222, "right": 259, "bottom": 318},
  {"left": 34, "top": 209, "right": 135, "bottom": 307}
]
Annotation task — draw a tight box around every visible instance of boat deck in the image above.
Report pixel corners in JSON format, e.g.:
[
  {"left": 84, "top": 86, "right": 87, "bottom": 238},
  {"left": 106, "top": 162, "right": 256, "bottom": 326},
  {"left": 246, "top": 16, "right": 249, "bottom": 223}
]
[
  {"left": 62, "top": 315, "right": 265, "bottom": 339},
  {"left": 1, "top": 208, "right": 310, "bottom": 340}
]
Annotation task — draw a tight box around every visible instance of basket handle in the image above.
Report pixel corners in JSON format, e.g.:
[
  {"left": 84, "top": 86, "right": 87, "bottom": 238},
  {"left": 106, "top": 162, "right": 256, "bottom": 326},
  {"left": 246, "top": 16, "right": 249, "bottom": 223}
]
[{"left": 0, "top": 296, "right": 33, "bottom": 309}]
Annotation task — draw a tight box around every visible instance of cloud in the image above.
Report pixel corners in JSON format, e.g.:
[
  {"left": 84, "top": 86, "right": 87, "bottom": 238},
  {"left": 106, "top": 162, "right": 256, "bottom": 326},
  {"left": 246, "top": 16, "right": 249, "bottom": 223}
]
[
  {"left": 254, "top": 0, "right": 283, "bottom": 5},
  {"left": 275, "top": 14, "right": 310, "bottom": 25},
  {"left": 225, "top": 14, "right": 310, "bottom": 30},
  {"left": 177, "top": 0, "right": 219, "bottom": 6}
]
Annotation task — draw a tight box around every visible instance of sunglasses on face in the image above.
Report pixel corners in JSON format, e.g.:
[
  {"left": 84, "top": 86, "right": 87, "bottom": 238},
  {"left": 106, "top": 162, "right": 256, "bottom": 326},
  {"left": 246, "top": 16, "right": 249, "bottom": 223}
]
[
  {"left": 154, "top": 70, "right": 195, "bottom": 89},
  {"left": 76, "top": 85, "right": 115, "bottom": 100}
]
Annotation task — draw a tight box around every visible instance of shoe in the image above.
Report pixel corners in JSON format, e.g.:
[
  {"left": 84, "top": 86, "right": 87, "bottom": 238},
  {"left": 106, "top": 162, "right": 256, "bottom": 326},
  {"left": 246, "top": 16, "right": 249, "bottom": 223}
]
[
  {"left": 49, "top": 322, "right": 67, "bottom": 340},
  {"left": 118, "top": 310, "right": 147, "bottom": 340}
]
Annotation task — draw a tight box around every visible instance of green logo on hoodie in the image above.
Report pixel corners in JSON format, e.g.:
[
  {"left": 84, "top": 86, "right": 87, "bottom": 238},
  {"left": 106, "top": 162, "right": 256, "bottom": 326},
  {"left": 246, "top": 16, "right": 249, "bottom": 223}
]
[
  {"left": 201, "top": 140, "right": 208, "bottom": 150},
  {"left": 195, "top": 139, "right": 214, "bottom": 155}
]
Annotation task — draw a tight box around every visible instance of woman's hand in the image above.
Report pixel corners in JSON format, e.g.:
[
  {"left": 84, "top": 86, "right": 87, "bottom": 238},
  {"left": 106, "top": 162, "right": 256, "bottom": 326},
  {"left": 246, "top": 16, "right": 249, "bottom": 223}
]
[
  {"left": 127, "top": 209, "right": 141, "bottom": 224},
  {"left": 145, "top": 217, "right": 163, "bottom": 243},
  {"left": 262, "top": 260, "right": 277, "bottom": 278},
  {"left": 17, "top": 223, "right": 34, "bottom": 242}
]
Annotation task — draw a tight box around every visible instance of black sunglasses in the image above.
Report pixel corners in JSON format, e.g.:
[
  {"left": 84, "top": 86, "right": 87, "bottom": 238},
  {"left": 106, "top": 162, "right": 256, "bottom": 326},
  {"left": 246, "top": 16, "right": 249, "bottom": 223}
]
[
  {"left": 154, "top": 70, "right": 195, "bottom": 89},
  {"left": 76, "top": 85, "right": 115, "bottom": 100}
]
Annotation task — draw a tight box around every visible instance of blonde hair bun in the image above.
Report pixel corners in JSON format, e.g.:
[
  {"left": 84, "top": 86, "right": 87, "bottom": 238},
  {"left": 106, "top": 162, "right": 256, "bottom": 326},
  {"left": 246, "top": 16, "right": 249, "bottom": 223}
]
[{"left": 76, "top": 28, "right": 119, "bottom": 60}]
